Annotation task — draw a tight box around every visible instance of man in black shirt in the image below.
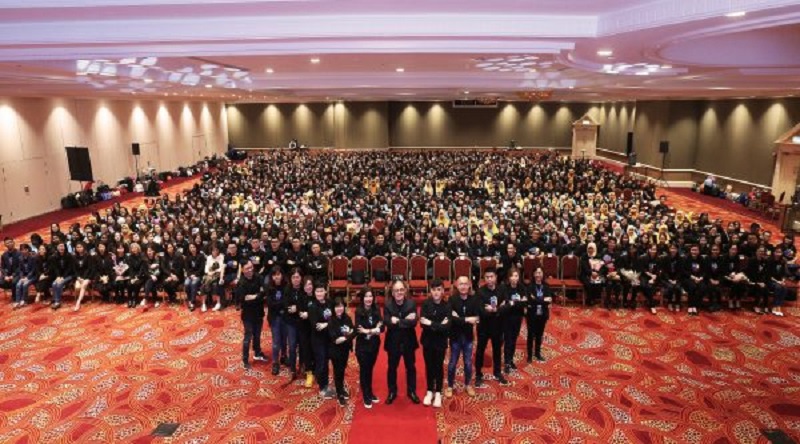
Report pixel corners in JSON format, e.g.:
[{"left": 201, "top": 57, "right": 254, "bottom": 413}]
[
  {"left": 447, "top": 276, "right": 480, "bottom": 398},
  {"left": 238, "top": 261, "right": 266, "bottom": 369},
  {"left": 1, "top": 237, "right": 21, "bottom": 296},
  {"left": 474, "top": 268, "right": 509, "bottom": 387},
  {"left": 383, "top": 279, "right": 420, "bottom": 404},
  {"left": 682, "top": 245, "right": 705, "bottom": 316}
]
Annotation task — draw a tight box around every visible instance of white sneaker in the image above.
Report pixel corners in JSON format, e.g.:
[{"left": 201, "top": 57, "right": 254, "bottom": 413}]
[
  {"left": 735, "top": 301, "right": 741, "bottom": 309},
  {"left": 774, "top": 310, "right": 784, "bottom": 317},
  {"left": 154, "top": 301, "right": 161, "bottom": 308},
  {"left": 18, "top": 301, "right": 25, "bottom": 308},
  {"left": 212, "top": 302, "right": 221, "bottom": 311},
  {"left": 650, "top": 307, "right": 657, "bottom": 314},
  {"left": 201, "top": 303, "right": 207, "bottom": 313},
  {"left": 139, "top": 299, "right": 146, "bottom": 307},
  {"left": 433, "top": 392, "right": 442, "bottom": 408},
  {"left": 754, "top": 307, "right": 762, "bottom": 314},
  {"left": 423, "top": 391, "right": 433, "bottom": 406},
  {"left": 12, "top": 302, "right": 19, "bottom": 309},
  {"left": 728, "top": 300, "right": 734, "bottom": 309}
]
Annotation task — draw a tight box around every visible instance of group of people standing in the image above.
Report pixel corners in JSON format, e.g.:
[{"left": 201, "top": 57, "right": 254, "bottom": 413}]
[{"left": 237, "top": 264, "right": 552, "bottom": 408}]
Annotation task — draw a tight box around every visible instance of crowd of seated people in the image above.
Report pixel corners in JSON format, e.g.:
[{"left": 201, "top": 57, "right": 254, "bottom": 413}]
[{"left": 0, "top": 150, "right": 794, "bottom": 318}]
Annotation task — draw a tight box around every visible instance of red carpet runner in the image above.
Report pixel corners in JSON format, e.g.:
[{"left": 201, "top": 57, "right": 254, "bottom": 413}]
[{"left": 348, "top": 326, "right": 439, "bottom": 444}]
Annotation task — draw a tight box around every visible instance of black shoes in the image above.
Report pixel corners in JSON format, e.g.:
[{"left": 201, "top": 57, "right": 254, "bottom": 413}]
[
  {"left": 495, "top": 374, "right": 510, "bottom": 386},
  {"left": 338, "top": 396, "right": 347, "bottom": 406},
  {"left": 474, "top": 376, "right": 485, "bottom": 388},
  {"left": 271, "top": 363, "right": 280, "bottom": 375},
  {"left": 408, "top": 392, "right": 420, "bottom": 404},
  {"left": 386, "top": 392, "right": 397, "bottom": 405},
  {"left": 536, "top": 355, "right": 546, "bottom": 362}
]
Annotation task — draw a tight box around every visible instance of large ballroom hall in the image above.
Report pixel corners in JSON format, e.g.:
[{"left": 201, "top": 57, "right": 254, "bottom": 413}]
[{"left": 1, "top": 1, "right": 800, "bottom": 443}]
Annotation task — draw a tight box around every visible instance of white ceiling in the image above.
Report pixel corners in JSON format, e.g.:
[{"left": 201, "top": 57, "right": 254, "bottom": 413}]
[{"left": 0, "top": 0, "right": 799, "bottom": 102}]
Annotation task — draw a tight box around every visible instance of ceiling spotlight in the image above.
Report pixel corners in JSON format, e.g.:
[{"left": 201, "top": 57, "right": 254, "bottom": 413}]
[
  {"left": 265, "top": 68, "right": 274, "bottom": 73},
  {"left": 597, "top": 49, "right": 613, "bottom": 57},
  {"left": 396, "top": 67, "right": 405, "bottom": 73},
  {"left": 205, "top": 84, "right": 212, "bottom": 88},
  {"left": 140, "top": 57, "right": 158, "bottom": 66},
  {"left": 310, "top": 58, "right": 320, "bottom": 64},
  {"left": 725, "top": 11, "right": 746, "bottom": 17},
  {"left": 144, "top": 78, "right": 153, "bottom": 84},
  {"left": 463, "top": 91, "right": 469, "bottom": 94}
]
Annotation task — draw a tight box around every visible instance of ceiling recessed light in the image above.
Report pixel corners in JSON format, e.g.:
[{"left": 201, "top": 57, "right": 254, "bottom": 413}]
[
  {"left": 463, "top": 91, "right": 469, "bottom": 94},
  {"left": 725, "top": 11, "right": 746, "bottom": 18},
  {"left": 661, "top": 65, "right": 673, "bottom": 69},
  {"left": 310, "top": 58, "right": 320, "bottom": 64},
  {"left": 396, "top": 67, "right": 405, "bottom": 73},
  {"left": 205, "top": 84, "right": 212, "bottom": 88},
  {"left": 144, "top": 78, "right": 153, "bottom": 84},
  {"left": 265, "top": 68, "right": 274, "bottom": 74},
  {"left": 597, "top": 49, "right": 613, "bottom": 57}
]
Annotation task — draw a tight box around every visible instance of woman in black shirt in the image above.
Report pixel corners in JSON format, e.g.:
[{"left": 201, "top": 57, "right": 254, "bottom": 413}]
[
  {"left": 527, "top": 268, "right": 552, "bottom": 363},
  {"left": 328, "top": 297, "right": 355, "bottom": 406},
  {"left": 420, "top": 279, "right": 450, "bottom": 408},
  {"left": 265, "top": 266, "right": 287, "bottom": 375},
  {"left": 183, "top": 243, "right": 206, "bottom": 311},
  {"left": 298, "top": 277, "right": 316, "bottom": 388},
  {"left": 500, "top": 268, "right": 527, "bottom": 373},
  {"left": 355, "top": 288, "right": 384, "bottom": 409},
  {"left": 308, "top": 283, "right": 335, "bottom": 399},
  {"left": 93, "top": 243, "right": 115, "bottom": 303},
  {"left": 282, "top": 268, "right": 304, "bottom": 378},
  {"left": 72, "top": 242, "right": 95, "bottom": 312}
]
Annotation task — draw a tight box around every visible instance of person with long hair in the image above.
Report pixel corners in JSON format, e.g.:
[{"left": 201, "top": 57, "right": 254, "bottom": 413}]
[
  {"left": 384, "top": 279, "right": 420, "bottom": 404},
  {"left": 527, "top": 268, "right": 553, "bottom": 363},
  {"left": 420, "top": 279, "right": 449, "bottom": 408},
  {"left": 298, "top": 276, "right": 316, "bottom": 388},
  {"left": 308, "top": 282, "right": 335, "bottom": 400},
  {"left": 183, "top": 242, "right": 206, "bottom": 311},
  {"left": 93, "top": 243, "right": 114, "bottom": 303},
  {"left": 500, "top": 267, "right": 527, "bottom": 373},
  {"left": 282, "top": 267, "right": 304, "bottom": 378},
  {"left": 328, "top": 297, "right": 355, "bottom": 406},
  {"left": 265, "top": 266, "right": 287, "bottom": 375},
  {"left": 72, "top": 242, "right": 94, "bottom": 312},
  {"left": 238, "top": 260, "right": 266, "bottom": 370},
  {"left": 204, "top": 243, "right": 225, "bottom": 312},
  {"left": 355, "top": 288, "right": 383, "bottom": 409}
]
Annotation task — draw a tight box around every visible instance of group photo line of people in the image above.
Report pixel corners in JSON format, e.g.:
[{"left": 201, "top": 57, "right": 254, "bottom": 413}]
[{"left": 1, "top": 149, "right": 797, "bottom": 408}]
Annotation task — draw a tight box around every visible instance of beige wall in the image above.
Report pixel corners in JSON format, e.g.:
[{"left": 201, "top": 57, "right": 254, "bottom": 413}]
[
  {"left": 595, "top": 101, "right": 636, "bottom": 155},
  {"left": 0, "top": 97, "right": 228, "bottom": 223},
  {"left": 388, "top": 101, "right": 596, "bottom": 147},
  {"left": 226, "top": 102, "right": 388, "bottom": 149}
]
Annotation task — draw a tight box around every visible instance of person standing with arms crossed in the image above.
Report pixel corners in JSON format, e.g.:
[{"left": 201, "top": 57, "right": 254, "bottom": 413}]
[
  {"left": 384, "top": 279, "right": 420, "bottom": 405},
  {"left": 446, "top": 276, "right": 480, "bottom": 398},
  {"left": 420, "top": 279, "right": 449, "bottom": 408},
  {"left": 475, "top": 268, "right": 509, "bottom": 387}
]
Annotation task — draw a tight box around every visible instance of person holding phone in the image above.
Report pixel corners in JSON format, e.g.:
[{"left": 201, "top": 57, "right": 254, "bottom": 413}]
[{"left": 527, "top": 268, "right": 552, "bottom": 363}]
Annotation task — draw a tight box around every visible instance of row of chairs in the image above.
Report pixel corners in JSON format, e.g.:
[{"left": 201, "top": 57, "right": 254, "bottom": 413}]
[{"left": 326, "top": 254, "right": 585, "bottom": 304}]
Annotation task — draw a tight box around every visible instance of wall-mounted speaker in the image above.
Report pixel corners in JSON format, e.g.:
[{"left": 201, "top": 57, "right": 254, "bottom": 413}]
[
  {"left": 132, "top": 142, "right": 141, "bottom": 156},
  {"left": 626, "top": 132, "right": 634, "bottom": 155},
  {"left": 659, "top": 141, "right": 670, "bottom": 154}
]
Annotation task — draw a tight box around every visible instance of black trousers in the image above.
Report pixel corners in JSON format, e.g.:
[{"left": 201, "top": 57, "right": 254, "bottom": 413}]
[
  {"left": 163, "top": 279, "right": 180, "bottom": 302},
  {"left": 422, "top": 346, "right": 446, "bottom": 392},
  {"left": 242, "top": 318, "right": 264, "bottom": 364},
  {"left": 331, "top": 349, "right": 349, "bottom": 397},
  {"left": 726, "top": 281, "right": 747, "bottom": 301},
  {"left": 605, "top": 279, "right": 622, "bottom": 306},
  {"left": 584, "top": 282, "right": 604, "bottom": 305},
  {"left": 356, "top": 348, "right": 379, "bottom": 402},
  {"left": 298, "top": 323, "right": 314, "bottom": 373},
  {"left": 128, "top": 281, "right": 143, "bottom": 303},
  {"left": 475, "top": 325, "right": 502, "bottom": 377},
  {"left": 706, "top": 282, "right": 722, "bottom": 306},
  {"left": 639, "top": 282, "right": 657, "bottom": 308},
  {"left": 526, "top": 316, "right": 547, "bottom": 359},
  {"left": 503, "top": 314, "right": 523, "bottom": 365},
  {"left": 387, "top": 346, "right": 416, "bottom": 395},
  {"left": 662, "top": 281, "right": 683, "bottom": 305},
  {"left": 311, "top": 336, "right": 329, "bottom": 390},
  {"left": 750, "top": 283, "right": 769, "bottom": 308},
  {"left": 683, "top": 279, "right": 705, "bottom": 308}
]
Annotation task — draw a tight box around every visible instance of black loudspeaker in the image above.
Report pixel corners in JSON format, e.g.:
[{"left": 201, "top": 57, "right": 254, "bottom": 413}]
[
  {"left": 132, "top": 142, "right": 141, "bottom": 156},
  {"left": 65, "top": 147, "right": 94, "bottom": 182},
  {"left": 627, "top": 153, "right": 637, "bottom": 166},
  {"left": 659, "top": 141, "right": 670, "bottom": 154},
  {"left": 626, "top": 132, "right": 634, "bottom": 155}
]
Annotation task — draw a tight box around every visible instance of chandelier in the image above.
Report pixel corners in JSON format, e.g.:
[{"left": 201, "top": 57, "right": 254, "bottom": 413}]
[{"left": 516, "top": 90, "right": 554, "bottom": 101}]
